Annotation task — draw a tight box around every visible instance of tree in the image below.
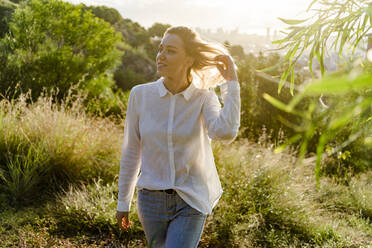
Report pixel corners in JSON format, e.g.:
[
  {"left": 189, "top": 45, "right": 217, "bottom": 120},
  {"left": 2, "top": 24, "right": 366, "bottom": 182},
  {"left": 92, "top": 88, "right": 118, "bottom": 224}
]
[
  {"left": 71, "top": 3, "right": 157, "bottom": 92},
  {"left": 84, "top": 5, "right": 122, "bottom": 25},
  {"left": 148, "top": 22, "right": 171, "bottom": 38},
  {"left": 0, "top": 0, "right": 123, "bottom": 101},
  {"left": 230, "top": 44, "right": 245, "bottom": 61},
  {"left": 0, "top": 2, "right": 15, "bottom": 38},
  {"left": 114, "top": 45, "right": 156, "bottom": 91},
  {"left": 114, "top": 18, "right": 149, "bottom": 48}
]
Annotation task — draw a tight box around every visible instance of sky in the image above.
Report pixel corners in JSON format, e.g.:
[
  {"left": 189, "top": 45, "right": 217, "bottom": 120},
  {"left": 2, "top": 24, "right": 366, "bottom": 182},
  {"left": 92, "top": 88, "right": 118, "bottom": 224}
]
[{"left": 64, "top": 0, "right": 312, "bottom": 35}]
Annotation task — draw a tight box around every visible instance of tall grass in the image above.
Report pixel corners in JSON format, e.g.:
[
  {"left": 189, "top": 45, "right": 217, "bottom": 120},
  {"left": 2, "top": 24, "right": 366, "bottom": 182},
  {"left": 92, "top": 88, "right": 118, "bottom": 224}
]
[
  {"left": 39, "top": 138, "right": 371, "bottom": 247},
  {"left": 0, "top": 87, "right": 370, "bottom": 247},
  {"left": 0, "top": 87, "right": 123, "bottom": 206},
  {"left": 200, "top": 139, "right": 371, "bottom": 247},
  {"left": 45, "top": 178, "right": 146, "bottom": 247}
]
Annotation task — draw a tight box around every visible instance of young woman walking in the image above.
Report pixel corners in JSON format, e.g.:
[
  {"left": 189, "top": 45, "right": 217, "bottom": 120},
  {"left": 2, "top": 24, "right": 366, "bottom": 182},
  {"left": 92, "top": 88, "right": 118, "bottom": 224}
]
[{"left": 116, "top": 26, "right": 241, "bottom": 248}]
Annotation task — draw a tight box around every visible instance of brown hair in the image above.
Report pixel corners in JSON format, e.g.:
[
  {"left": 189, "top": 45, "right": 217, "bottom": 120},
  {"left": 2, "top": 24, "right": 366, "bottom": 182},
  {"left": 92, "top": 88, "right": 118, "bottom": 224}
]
[{"left": 163, "top": 26, "right": 233, "bottom": 89}]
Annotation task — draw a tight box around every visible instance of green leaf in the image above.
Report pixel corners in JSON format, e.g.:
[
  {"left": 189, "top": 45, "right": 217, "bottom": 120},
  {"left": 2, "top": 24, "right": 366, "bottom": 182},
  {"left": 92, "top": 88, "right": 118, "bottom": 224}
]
[
  {"left": 277, "top": 17, "right": 309, "bottom": 25},
  {"left": 328, "top": 99, "right": 371, "bottom": 130},
  {"left": 314, "top": 41, "right": 325, "bottom": 76},
  {"left": 338, "top": 23, "right": 351, "bottom": 57},
  {"left": 315, "top": 134, "right": 327, "bottom": 184},
  {"left": 287, "top": 92, "right": 306, "bottom": 110},
  {"left": 272, "top": 38, "right": 288, "bottom": 44},
  {"left": 309, "top": 42, "right": 316, "bottom": 78},
  {"left": 274, "top": 134, "right": 302, "bottom": 153},
  {"left": 320, "top": 43, "right": 325, "bottom": 76},
  {"left": 278, "top": 68, "right": 290, "bottom": 94},
  {"left": 307, "top": 0, "right": 318, "bottom": 12},
  {"left": 277, "top": 115, "right": 307, "bottom": 132},
  {"left": 262, "top": 93, "right": 304, "bottom": 117},
  {"left": 289, "top": 42, "right": 300, "bottom": 63},
  {"left": 255, "top": 59, "right": 286, "bottom": 73},
  {"left": 290, "top": 69, "right": 295, "bottom": 96},
  {"left": 273, "top": 28, "right": 303, "bottom": 43},
  {"left": 278, "top": 62, "right": 295, "bottom": 94},
  {"left": 263, "top": 93, "right": 289, "bottom": 111},
  {"left": 366, "top": 5, "right": 372, "bottom": 19},
  {"left": 304, "top": 73, "right": 372, "bottom": 95}
]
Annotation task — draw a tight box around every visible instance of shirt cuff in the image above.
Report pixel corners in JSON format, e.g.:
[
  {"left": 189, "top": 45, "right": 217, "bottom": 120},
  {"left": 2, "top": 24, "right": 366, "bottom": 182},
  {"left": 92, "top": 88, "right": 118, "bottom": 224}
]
[
  {"left": 220, "top": 80, "right": 240, "bottom": 95},
  {"left": 117, "top": 200, "right": 130, "bottom": 212}
]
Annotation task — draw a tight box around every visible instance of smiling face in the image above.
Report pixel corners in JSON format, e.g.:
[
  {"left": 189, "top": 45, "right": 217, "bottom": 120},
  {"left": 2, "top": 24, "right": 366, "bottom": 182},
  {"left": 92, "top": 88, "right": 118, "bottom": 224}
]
[{"left": 156, "top": 33, "right": 194, "bottom": 81}]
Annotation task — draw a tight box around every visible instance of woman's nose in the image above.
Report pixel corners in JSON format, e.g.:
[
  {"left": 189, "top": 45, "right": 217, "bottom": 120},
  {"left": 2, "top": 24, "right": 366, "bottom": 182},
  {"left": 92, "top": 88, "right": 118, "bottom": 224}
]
[{"left": 157, "top": 51, "right": 165, "bottom": 60}]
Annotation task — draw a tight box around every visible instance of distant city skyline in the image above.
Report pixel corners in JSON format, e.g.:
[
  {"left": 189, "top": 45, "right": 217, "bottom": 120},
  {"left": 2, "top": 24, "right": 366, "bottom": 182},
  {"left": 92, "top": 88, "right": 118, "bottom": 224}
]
[{"left": 63, "top": 0, "right": 312, "bottom": 35}]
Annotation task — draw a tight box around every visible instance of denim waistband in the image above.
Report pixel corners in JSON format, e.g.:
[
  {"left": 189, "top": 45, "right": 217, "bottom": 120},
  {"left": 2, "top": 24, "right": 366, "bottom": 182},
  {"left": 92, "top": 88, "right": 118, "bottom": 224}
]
[{"left": 143, "top": 188, "right": 176, "bottom": 194}]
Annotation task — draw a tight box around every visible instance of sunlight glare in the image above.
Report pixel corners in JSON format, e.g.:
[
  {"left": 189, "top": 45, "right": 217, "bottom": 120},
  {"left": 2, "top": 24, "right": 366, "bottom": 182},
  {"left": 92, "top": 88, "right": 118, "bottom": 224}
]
[{"left": 367, "top": 49, "right": 372, "bottom": 62}]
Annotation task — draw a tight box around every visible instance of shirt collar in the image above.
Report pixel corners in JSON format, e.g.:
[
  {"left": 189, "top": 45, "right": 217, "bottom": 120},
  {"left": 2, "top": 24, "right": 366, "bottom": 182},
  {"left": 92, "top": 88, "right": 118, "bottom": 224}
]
[{"left": 157, "top": 77, "right": 195, "bottom": 101}]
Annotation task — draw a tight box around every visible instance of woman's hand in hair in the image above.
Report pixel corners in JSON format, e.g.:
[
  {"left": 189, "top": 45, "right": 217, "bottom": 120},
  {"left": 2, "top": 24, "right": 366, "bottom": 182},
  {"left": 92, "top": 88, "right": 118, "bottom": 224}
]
[
  {"left": 116, "top": 211, "right": 131, "bottom": 231},
  {"left": 215, "top": 55, "right": 238, "bottom": 82}
]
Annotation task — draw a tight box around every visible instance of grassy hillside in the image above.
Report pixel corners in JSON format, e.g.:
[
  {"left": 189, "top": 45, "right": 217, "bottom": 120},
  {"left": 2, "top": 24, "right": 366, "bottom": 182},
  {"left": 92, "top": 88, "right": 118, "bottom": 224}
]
[{"left": 0, "top": 91, "right": 370, "bottom": 247}]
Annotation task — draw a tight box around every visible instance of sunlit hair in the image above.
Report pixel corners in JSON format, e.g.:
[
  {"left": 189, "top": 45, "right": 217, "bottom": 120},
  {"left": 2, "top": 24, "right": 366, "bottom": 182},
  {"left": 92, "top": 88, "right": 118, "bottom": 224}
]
[{"left": 163, "top": 26, "right": 235, "bottom": 89}]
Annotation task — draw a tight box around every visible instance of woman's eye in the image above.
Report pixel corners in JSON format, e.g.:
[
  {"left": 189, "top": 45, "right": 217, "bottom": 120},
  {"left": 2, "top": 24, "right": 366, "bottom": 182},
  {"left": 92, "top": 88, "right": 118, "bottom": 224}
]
[{"left": 157, "top": 47, "right": 175, "bottom": 54}]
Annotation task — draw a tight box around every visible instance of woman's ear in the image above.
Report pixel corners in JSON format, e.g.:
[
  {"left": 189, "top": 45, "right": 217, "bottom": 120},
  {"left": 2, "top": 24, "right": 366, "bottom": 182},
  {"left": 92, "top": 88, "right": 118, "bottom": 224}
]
[{"left": 186, "top": 56, "right": 195, "bottom": 68}]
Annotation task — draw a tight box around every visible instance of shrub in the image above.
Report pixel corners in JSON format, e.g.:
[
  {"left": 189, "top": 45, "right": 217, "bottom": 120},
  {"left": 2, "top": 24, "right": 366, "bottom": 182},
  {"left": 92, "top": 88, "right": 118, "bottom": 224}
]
[
  {"left": 0, "top": 0, "right": 123, "bottom": 101},
  {"left": 201, "top": 139, "right": 347, "bottom": 247},
  {"left": 0, "top": 88, "right": 123, "bottom": 206},
  {"left": 47, "top": 178, "right": 146, "bottom": 245}
]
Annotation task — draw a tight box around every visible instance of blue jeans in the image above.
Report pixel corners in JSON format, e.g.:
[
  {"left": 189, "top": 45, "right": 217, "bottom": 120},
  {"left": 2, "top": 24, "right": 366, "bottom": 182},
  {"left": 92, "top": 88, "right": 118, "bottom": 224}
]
[{"left": 136, "top": 188, "right": 207, "bottom": 248}]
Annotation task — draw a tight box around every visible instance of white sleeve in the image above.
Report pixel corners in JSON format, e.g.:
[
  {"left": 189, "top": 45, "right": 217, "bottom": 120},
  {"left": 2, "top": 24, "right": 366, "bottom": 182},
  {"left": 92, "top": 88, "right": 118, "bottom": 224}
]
[
  {"left": 117, "top": 87, "right": 141, "bottom": 212},
  {"left": 202, "top": 80, "right": 240, "bottom": 144}
]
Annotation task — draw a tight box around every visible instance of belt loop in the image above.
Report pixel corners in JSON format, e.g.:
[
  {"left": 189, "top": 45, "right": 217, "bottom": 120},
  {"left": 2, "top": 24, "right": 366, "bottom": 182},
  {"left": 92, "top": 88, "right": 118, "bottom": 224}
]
[
  {"left": 143, "top": 188, "right": 175, "bottom": 194},
  {"left": 165, "top": 189, "right": 175, "bottom": 194}
]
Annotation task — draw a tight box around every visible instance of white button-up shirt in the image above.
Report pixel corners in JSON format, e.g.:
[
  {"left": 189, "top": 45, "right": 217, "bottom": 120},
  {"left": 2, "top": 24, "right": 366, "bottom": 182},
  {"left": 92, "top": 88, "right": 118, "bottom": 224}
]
[{"left": 117, "top": 77, "right": 240, "bottom": 215}]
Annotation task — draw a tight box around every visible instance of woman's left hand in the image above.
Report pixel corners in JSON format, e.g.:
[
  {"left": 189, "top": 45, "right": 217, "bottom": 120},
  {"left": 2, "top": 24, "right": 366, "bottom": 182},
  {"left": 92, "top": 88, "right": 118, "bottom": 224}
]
[{"left": 215, "top": 55, "right": 238, "bottom": 82}]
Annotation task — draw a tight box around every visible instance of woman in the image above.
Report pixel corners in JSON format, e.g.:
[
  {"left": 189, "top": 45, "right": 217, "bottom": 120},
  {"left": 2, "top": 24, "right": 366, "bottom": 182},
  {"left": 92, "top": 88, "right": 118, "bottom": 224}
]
[{"left": 116, "top": 26, "right": 240, "bottom": 248}]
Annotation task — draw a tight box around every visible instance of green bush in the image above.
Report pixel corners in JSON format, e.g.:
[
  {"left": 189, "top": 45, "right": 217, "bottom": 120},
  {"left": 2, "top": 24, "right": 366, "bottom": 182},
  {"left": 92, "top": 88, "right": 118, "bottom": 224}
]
[
  {"left": 47, "top": 178, "right": 145, "bottom": 244},
  {"left": 0, "top": 3, "right": 14, "bottom": 38},
  {"left": 0, "top": 89, "right": 123, "bottom": 206},
  {"left": 82, "top": 72, "right": 130, "bottom": 118},
  {"left": 113, "top": 46, "right": 157, "bottom": 91},
  {"left": 0, "top": 0, "right": 123, "bottom": 101},
  {"left": 200, "top": 140, "right": 350, "bottom": 247}
]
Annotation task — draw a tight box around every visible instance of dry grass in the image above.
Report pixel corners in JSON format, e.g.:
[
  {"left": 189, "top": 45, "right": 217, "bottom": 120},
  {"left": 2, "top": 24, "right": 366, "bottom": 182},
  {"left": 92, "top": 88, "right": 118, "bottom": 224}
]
[
  {"left": 0, "top": 89, "right": 370, "bottom": 247},
  {"left": 0, "top": 88, "right": 123, "bottom": 204},
  {"left": 200, "top": 138, "right": 371, "bottom": 247}
]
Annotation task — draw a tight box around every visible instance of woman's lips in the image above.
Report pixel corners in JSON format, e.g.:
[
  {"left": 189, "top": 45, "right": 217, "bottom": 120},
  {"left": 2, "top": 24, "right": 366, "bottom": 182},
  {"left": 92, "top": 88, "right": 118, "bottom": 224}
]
[{"left": 157, "top": 63, "right": 167, "bottom": 68}]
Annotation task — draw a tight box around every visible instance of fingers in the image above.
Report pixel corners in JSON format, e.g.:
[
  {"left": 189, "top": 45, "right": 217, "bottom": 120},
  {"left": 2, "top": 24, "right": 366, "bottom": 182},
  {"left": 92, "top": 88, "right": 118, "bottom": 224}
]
[
  {"left": 118, "top": 218, "right": 131, "bottom": 231},
  {"left": 215, "top": 54, "right": 232, "bottom": 63},
  {"left": 215, "top": 57, "right": 227, "bottom": 71},
  {"left": 214, "top": 54, "right": 238, "bottom": 82},
  {"left": 120, "top": 218, "right": 132, "bottom": 230},
  {"left": 215, "top": 55, "right": 234, "bottom": 68},
  {"left": 216, "top": 62, "right": 225, "bottom": 71},
  {"left": 116, "top": 212, "right": 131, "bottom": 231}
]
